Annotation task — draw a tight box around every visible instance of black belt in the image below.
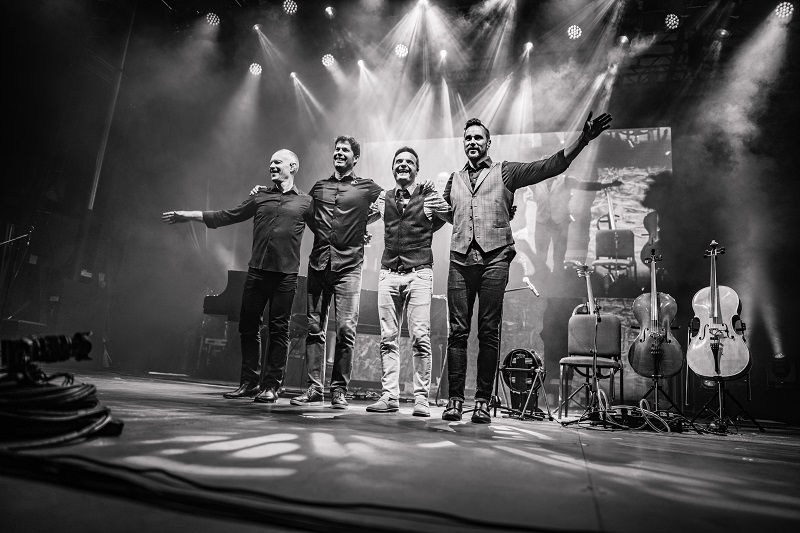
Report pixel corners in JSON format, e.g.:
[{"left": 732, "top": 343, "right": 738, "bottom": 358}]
[{"left": 384, "top": 264, "right": 432, "bottom": 274}]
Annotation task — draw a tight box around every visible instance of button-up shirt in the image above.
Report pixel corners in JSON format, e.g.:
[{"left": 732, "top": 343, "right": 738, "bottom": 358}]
[
  {"left": 443, "top": 150, "right": 569, "bottom": 266},
  {"left": 308, "top": 173, "right": 383, "bottom": 272},
  {"left": 203, "top": 185, "right": 313, "bottom": 274},
  {"left": 374, "top": 182, "right": 452, "bottom": 223}
]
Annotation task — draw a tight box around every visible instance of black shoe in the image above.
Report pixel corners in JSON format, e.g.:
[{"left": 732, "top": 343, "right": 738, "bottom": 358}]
[
  {"left": 331, "top": 388, "right": 349, "bottom": 409},
  {"left": 290, "top": 388, "right": 324, "bottom": 406},
  {"left": 442, "top": 398, "right": 463, "bottom": 421},
  {"left": 471, "top": 400, "right": 491, "bottom": 424},
  {"left": 223, "top": 383, "right": 260, "bottom": 399},
  {"left": 254, "top": 387, "right": 279, "bottom": 403}
]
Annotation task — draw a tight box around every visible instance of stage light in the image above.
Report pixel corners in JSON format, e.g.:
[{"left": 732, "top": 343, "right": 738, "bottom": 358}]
[
  {"left": 249, "top": 63, "right": 262, "bottom": 76},
  {"left": 440, "top": 49, "right": 447, "bottom": 59},
  {"left": 665, "top": 13, "right": 680, "bottom": 30},
  {"left": 714, "top": 28, "right": 730, "bottom": 39},
  {"left": 395, "top": 44, "right": 409, "bottom": 58},
  {"left": 253, "top": 24, "right": 260, "bottom": 31},
  {"left": 283, "top": 0, "right": 297, "bottom": 15},
  {"left": 525, "top": 42, "right": 533, "bottom": 52},
  {"left": 290, "top": 72, "right": 297, "bottom": 79},
  {"left": 419, "top": 0, "right": 429, "bottom": 6},
  {"left": 617, "top": 35, "right": 629, "bottom": 46},
  {"left": 206, "top": 13, "right": 220, "bottom": 26},
  {"left": 567, "top": 25, "right": 582, "bottom": 40},
  {"left": 775, "top": 2, "right": 794, "bottom": 18},
  {"left": 322, "top": 54, "right": 335, "bottom": 67},
  {"left": 357, "top": 59, "right": 365, "bottom": 67},
  {"left": 325, "top": 6, "right": 335, "bottom": 19}
]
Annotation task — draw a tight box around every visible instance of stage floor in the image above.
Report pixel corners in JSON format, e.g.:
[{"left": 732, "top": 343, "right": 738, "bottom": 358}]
[{"left": 3, "top": 369, "right": 800, "bottom": 533}]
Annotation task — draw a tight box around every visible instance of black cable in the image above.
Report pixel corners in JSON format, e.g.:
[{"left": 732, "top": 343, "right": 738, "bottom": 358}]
[{"left": 0, "top": 367, "right": 122, "bottom": 450}]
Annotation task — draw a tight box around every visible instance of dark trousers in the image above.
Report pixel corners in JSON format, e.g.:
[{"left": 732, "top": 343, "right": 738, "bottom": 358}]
[
  {"left": 238, "top": 267, "right": 297, "bottom": 389},
  {"left": 446, "top": 260, "right": 509, "bottom": 401},
  {"left": 305, "top": 265, "right": 362, "bottom": 392}
]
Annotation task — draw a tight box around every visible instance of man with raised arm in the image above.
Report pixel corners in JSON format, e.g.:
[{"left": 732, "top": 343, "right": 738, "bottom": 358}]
[{"left": 441, "top": 112, "right": 613, "bottom": 423}]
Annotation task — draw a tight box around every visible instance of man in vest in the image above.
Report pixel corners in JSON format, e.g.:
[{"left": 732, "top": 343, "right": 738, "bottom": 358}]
[
  {"left": 442, "top": 112, "right": 612, "bottom": 423},
  {"left": 365, "top": 147, "right": 451, "bottom": 417}
]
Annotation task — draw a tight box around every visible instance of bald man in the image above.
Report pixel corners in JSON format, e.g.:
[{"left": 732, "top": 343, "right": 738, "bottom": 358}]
[{"left": 162, "top": 149, "right": 314, "bottom": 403}]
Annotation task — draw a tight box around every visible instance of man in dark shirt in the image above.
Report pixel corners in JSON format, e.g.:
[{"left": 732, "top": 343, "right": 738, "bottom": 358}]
[
  {"left": 442, "top": 112, "right": 612, "bottom": 423},
  {"left": 291, "top": 135, "right": 383, "bottom": 409},
  {"left": 162, "top": 149, "right": 313, "bottom": 403}
]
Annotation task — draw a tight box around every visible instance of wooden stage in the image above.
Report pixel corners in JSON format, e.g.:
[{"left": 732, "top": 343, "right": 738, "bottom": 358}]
[{"left": 2, "top": 368, "right": 799, "bottom": 533}]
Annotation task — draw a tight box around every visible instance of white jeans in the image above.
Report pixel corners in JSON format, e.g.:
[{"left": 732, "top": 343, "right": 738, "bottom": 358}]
[{"left": 377, "top": 268, "right": 433, "bottom": 399}]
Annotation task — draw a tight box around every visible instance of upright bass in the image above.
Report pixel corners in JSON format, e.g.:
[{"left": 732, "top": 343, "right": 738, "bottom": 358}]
[
  {"left": 686, "top": 241, "right": 750, "bottom": 380},
  {"left": 628, "top": 248, "right": 684, "bottom": 378}
]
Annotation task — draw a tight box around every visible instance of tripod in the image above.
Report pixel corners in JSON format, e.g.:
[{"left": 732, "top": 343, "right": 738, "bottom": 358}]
[
  {"left": 641, "top": 374, "right": 683, "bottom": 415},
  {"left": 499, "top": 352, "right": 553, "bottom": 421},
  {"left": 690, "top": 377, "right": 765, "bottom": 433}
]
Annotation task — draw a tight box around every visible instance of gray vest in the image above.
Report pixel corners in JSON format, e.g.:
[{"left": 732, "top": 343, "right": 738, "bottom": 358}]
[{"left": 450, "top": 163, "right": 514, "bottom": 254}]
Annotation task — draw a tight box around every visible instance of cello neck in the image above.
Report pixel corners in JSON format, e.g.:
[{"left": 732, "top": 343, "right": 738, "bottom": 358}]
[
  {"left": 706, "top": 241, "right": 724, "bottom": 324},
  {"left": 649, "top": 251, "right": 660, "bottom": 329}
]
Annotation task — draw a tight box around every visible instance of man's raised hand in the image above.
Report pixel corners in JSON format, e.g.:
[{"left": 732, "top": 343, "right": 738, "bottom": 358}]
[{"left": 582, "top": 111, "right": 613, "bottom": 142}]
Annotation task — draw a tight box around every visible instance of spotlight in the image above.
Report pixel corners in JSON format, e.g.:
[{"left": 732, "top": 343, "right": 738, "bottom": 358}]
[
  {"left": 325, "top": 6, "right": 336, "bottom": 19},
  {"left": 322, "top": 54, "right": 335, "bottom": 67},
  {"left": 525, "top": 42, "right": 533, "bottom": 52},
  {"left": 206, "top": 13, "right": 220, "bottom": 26},
  {"left": 283, "top": 0, "right": 298, "bottom": 15},
  {"left": 419, "top": 0, "right": 429, "bottom": 6},
  {"left": 253, "top": 24, "right": 260, "bottom": 31},
  {"left": 395, "top": 44, "right": 409, "bottom": 58},
  {"left": 665, "top": 13, "right": 680, "bottom": 30},
  {"left": 290, "top": 72, "right": 297, "bottom": 79},
  {"left": 357, "top": 59, "right": 365, "bottom": 67},
  {"left": 249, "top": 63, "right": 262, "bottom": 76},
  {"left": 714, "top": 28, "right": 730, "bottom": 39},
  {"left": 775, "top": 2, "right": 794, "bottom": 18},
  {"left": 617, "top": 35, "right": 629, "bottom": 46},
  {"left": 567, "top": 25, "right": 582, "bottom": 40},
  {"left": 440, "top": 49, "right": 447, "bottom": 59}
]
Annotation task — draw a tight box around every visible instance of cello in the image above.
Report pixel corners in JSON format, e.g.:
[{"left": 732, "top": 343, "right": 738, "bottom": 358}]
[
  {"left": 686, "top": 241, "right": 750, "bottom": 380},
  {"left": 629, "top": 248, "right": 684, "bottom": 379}
]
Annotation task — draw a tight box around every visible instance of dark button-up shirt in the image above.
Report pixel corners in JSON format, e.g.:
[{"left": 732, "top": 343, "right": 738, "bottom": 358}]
[
  {"left": 203, "top": 185, "right": 313, "bottom": 274},
  {"left": 308, "top": 174, "right": 383, "bottom": 272},
  {"left": 443, "top": 150, "right": 569, "bottom": 266}
]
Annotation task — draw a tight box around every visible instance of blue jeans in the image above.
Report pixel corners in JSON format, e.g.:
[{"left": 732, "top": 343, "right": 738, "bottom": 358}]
[
  {"left": 377, "top": 268, "right": 433, "bottom": 399},
  {"left": 446, "top": 260, "right": 509, "bottom": 401},
  {"left": 305, "top": 265, "right": 362, "bottom": 391},
  {"left": 238, "top": 268, "right": 297, "bottom": 389}
]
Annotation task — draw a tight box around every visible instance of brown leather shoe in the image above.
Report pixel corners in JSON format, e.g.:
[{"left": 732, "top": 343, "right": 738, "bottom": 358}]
[
  {"left": 442, "top": 398, "right": 463, "bottom": 421},
  {"left": 254, "top": 387, "right": 279, "bottom": 403},
  {"left": 223, "top": 382, "right": 260, "bottom": 399}
]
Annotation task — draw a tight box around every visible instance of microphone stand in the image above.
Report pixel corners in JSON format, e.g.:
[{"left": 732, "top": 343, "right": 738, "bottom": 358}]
[
  {"left": 561, "top": 263, "right": 620, "bottom": 429},
  {"left": 480, "top": 281, "right": 543, "bottom": 419}
]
